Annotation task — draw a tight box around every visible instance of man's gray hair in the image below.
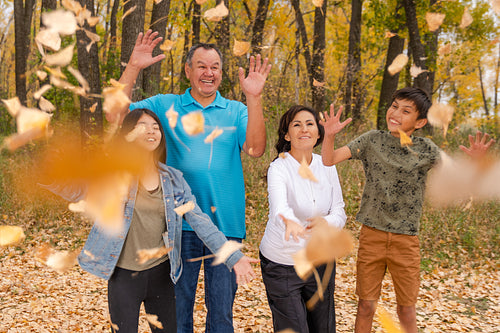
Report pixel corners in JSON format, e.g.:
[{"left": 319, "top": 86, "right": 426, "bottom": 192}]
[{"left": 186, "top": 43, "right": 223, "bottom": 67}]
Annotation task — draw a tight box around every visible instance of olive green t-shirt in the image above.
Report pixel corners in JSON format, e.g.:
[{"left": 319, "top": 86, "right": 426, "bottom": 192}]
[
  {"left": 116, "top": 184, "right": 168, "bottom": 271},
  {"left": 347, "top": 130, "right": 441, "bottom": 235}
]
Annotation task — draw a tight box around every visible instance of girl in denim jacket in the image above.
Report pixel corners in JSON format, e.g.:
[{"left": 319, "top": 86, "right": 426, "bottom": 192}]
[{"left": 46, "top": 109, "right": 256, "bottom": 333}]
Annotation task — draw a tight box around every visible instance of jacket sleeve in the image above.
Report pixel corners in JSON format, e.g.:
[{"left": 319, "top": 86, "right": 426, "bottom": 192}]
[{"left": 38, "top": 181, "right": 87, "bottom": 203}]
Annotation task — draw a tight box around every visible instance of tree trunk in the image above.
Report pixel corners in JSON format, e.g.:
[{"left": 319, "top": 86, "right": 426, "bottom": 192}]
[
  {"left": 120, "top": 0, "right": 146, "bottom": 101},
  {"left": 215, "top": 0, "right": 231, "bottom": 97},
  {"left": 403, "top": 0, "right": 432, "bottom": 96},
  {"left": 477, "top": 61, "right": 489, "bottom": 117},
  {"left": 344, "top": 0, "right": 363, "bottom": 122},
  {"left": 76, "top": 0, "right": 103, "bottom": 142},
  {"left": 250, "top": 0, "right": 270, "bottom": 54},
  {"left": 142, "top": 0, "right": 170, "bottom": 96},
  {"left": 311, "top": 0, "right": 327, "bottom": 112},
  {"left": 105, "top": 0, "right": 120, "bottom": 81},
  {"left": 423, "top": 0, "right": 439, "bottom": 94},
  {"left": 290, "top": 0, "right": 312, "bottom": 80},
  {"left": 14, "top": 0, "right": 35, "bottom": 106}
]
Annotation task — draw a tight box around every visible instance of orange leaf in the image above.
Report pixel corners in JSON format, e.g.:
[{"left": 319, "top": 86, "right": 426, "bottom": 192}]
[
  {"left": 426, "top": 12, "right": 446, "bottom": 32},
  {"left": 388, "top": 54, "right": 408, "bottom": 75},
  {"left": 397, "top": 129, "right": 413, "bottom": 146},
  {"left": 0, "top": 226, "right": 25, "bottom": 246},
  {"left": 181, "top": 111, "right": 205, "bottom": 135},
  {"left": 204, "top": 127, "right": 223, "bottom": 143},
  {"left": 203, "top": 2, "right": 229, "bottom": 22},
  {"left": 233, "top": 39, "right": 250, "bottom": 57},
  {"left": 298, "top": 158, "right": 318, "bottom": 182}
]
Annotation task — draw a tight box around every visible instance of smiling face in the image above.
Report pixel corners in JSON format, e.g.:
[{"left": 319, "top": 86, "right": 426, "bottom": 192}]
[
  {"left": 135, "top": 114, "right": 162, "bottom": 152},
  {"left": 386, "top": 98, "right": 427, "bottom": 137},
  {"left": 185, "top": 48, "right": 222, "bottom": 106},
  {"left": 285, "top": 110, "right": 321, "bottom": 153}
]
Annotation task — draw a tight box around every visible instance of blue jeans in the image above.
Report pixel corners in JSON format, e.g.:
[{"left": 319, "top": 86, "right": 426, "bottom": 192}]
[{"left": 175, "top": 231, "right": 240, "bottom": 333}]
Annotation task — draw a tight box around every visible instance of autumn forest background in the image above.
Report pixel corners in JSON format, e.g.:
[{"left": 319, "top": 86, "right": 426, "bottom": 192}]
[{"left": 0, "top": 0, "right": 499, "bottom": 332}]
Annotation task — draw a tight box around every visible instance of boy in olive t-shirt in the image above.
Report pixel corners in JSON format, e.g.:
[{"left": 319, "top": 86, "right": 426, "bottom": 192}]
[{"left": 320, "top": 87, "right": 494, "bottom": 333}]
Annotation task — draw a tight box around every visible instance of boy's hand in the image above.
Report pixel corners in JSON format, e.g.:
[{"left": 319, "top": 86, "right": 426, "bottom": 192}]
[
  {"left": 280, "top": 214, "right": 307, "bottom": 242},
  {"left": 459, "top": 131, "right": 495, "bottom": 159},
  {"left": 319, "top": 104, "right": 352, "bottom": 137}
]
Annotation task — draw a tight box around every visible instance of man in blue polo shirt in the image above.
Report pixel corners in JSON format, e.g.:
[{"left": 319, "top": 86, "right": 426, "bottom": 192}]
[{"left": 109, "top": 30, "right": 271, "bottom": 333}]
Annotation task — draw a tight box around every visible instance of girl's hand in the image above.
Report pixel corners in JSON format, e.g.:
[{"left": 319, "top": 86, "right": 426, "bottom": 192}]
[
  {"left": 319, "top": 104, "right": 352, "bottom": 137},
  {"left": 233, "top": 256, "right": 259, "bottom": 285},
  {"left": 280, "top": 214, "right": 307, "bottom": 242}
]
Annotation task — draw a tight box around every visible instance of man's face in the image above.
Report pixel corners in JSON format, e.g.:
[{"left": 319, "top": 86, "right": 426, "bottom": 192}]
[
  {"left": 185, "top": 48, "right": 222, "bottom": 103},
  {"left": 386, "top": 98, "right": 427, "bottom": 137}
]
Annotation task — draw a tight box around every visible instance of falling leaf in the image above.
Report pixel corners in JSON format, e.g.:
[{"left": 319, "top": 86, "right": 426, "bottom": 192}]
[
  {"left": 438, "top": 43, "right": 452, "bottom": 56},
  {"left": 387, "top": 54, "right": 408, "bottom": 75},
  {"left": 0, "top": 226, "right": 25, "bottom": 246},
  {"left": 459, "top": 7, "right": 473, "bottom": 29},
  {"left": 427, "top": 103, "right": 454, "bottom": 137},
  {"left": 137, "top": 246, "right": 172, "bottom": 265},
  {"left": 45, "top": 44, "right": 75, "bottom": 67},
  {"left": 35, "top": 29, "right": 61, "bottom": 52},
  {"left": 145, "top": 314, "right": 164, "bottom": 329},
  {"left": 181, "top": 111, "right": 205, "bottom": 135},
  {"left": 61, "top": 0, "right": 83, "bottom": 14},
  {"left": 384, "top": 31, "right": 397, "bottom": 38},
  {"left": 490, "top": 0, "right": 500, "bottom": 15},
  {"left": 212, "top": 240, "right": 244, "bottom": 266},
  {"left": 397, "top": 129, "right": 413, "bottom": 146},
  {"left": 45, "top": 66, "right": 67, "bottom": 79},
  {"left": 377, "top": 307, "right": 403, "bottom": 332},
  {"left": 34, "top": 84, "right": 52, "bottom": 100},
  {"left": 122, "top": 5, "right": 137, "bottom": 21},
  {"left": 69, "top": 200, "right": 87, "bottom": 213},
  {"left": 41, "top": 9, "right": 78, "bottom": 36},
  {"left": 233, "top": 39, "right": 250, "bottom": 56},
  {"left": 313, "top": 79, "right": 327, "bottom": 87},
  {"left": 16, "top": 107, "right": 52, "bottom": 135},
  {"left": 36, "top": 70, "right": 48, "bottom": 81},
  {"left": 292, "top": 248, "right": 315, "bottom": 280},
  {"left": 2, "top": 97, "right": 22, "bottom": 117},
  {"left": 312, "top": 0, "right": 324, "bottom": 7},
  {"left": 211, "top": 206, "right": 216, "bottom": 213},
  {"left": 426, "top": 12, "right": 446, "bottom": 32},
  {"left": 89, "top": 103, "right": 98, "bottom": 113},
  {"left": 279, "top": 152, "right": 286, "bottom": 159},
  {"left": 39, "top": 97, "right": 56, "bottom": 113},
  {"left": 160, "top": 39, "right": 175, "bottom": 52},
  {"left": 305, "top": 222, "right": 354, "bottom": 266},
  {"left": 203, "top": 2, "right": 229, "bottom": 22},
  {"left": 165, "top": 106, "right": 178, "bottom": 128},
  {"left": 102, "top": 80, "right": 131, "bottom": 119},
  {"left": 196, "top": 0, "right": 208, "bottom": 4},
  {"left": 83, "top": 28, "right": 100, "bottom": 53},
  {"left": 298, "top": 158, "right": 318, "bottom": 182},
  {"left": 409, "top": 64, "right": 428, "bottom": 78},
  {"left": 35, "top": 243, "right": 79, "bottom": 273},
  {"left": 125, "top": 123, "right": 146, "bottom": 142},
  {"left": 50, "top": 76, "right": 86, "bottom": 96},
  {"left": 174, "top": 201, "right": 195, "bottom": 216},
  {"left": 204, "top": 127, "right": 223, "bottom": 143},
  {"left": 86, "top": 16, "right": 100, "bottom": 27},
  {"left": 67, "top": 66, "right": 90, "bottom": 92},
  {"left": 2, "top": 127, "right": 50, "bottom": 151}
]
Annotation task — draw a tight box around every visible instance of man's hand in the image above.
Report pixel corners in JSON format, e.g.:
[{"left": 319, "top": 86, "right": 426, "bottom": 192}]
[
  {"left": 459, "top": 131, "right": 495, "bottom": 159},
  {"left": 233, "top": 255, "right": 259, "bottom": 285},
  {"left": 127, "top": 30, "right": 166, "bottom": 71},
  {"left": 238, "top": 54, "right": 272, "bottom": 98},
  {"left": 280, "top": 214, "right": 307, "bottom": 242},
  {"left": 319, "top": 104, "right": 352, "bottom": 137}
]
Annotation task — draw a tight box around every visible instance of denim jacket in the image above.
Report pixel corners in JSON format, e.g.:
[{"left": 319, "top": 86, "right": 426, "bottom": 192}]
[{"left": 44, "top": 163, "right": 244, "bottom": 282}]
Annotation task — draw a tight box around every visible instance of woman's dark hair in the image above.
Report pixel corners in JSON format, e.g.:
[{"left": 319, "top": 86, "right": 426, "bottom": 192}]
[
  {"left": 118, "top": 108, "right": 167, "bottom": 166},
  {"left": 274, "top": 105, "right": 325, "bottom": 159}
]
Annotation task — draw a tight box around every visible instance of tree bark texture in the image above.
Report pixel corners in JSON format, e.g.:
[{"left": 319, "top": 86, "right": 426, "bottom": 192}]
[
  {"left": 14, "top": 0, "right": 35, "bottom": 105},
  {"left": 215, "top": 0, "right": 231, "bottom": 97},
  {"left": 311, "top": 0, "right": 327, "bottom": 112},
  {"left": 104, "top": 0, "right": 121, "bottom": 81},
  {"left": 250, "top": 0, "right": 270, "bottom": 54}
]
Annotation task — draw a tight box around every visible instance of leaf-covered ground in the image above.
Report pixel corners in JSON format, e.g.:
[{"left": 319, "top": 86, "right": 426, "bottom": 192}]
[{"left": 1, "top": 218, "right": 498, "bottom": 333}]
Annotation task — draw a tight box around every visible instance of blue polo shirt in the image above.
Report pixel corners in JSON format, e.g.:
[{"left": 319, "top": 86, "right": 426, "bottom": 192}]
[{"left": 130, "top": 88, "right": 248, "bottom": 239}]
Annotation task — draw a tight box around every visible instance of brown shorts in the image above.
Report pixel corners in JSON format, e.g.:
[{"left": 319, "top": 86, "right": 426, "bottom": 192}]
[{"left": 356, "top": 224, "right": 421, "bottom": 306}]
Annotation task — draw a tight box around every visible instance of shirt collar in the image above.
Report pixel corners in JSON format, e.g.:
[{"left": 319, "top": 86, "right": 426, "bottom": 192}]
[{"left": 180, "top": 88, "right": 227, "bottom": 109}]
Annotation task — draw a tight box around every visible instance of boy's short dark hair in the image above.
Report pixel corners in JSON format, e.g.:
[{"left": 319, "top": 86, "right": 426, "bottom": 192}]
[{"left": 391, "top": 87, "right": 432, "bottom": 119}]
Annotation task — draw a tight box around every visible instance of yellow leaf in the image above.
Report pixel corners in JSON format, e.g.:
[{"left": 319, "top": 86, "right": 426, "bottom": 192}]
[
  {"left": 86, "top": 16, "right": 100, "bottom": 27},
  {"left": 16, "top": 107, "right": 52, "bottom": 134},
  {"left": 204, "top": 127, "right": 223, "bottom": 143},
  {"left": 292, "top": 248, "right": 314, "bottom": 280},
  {"left": 102, "top": 81, "right": 131, "bottom": 118},
  {"left": 312, "top": 0, "right": 323, "bottom": 7},
  {"left": 165, "top": 106, "right": 178, "bottom": 128},
  {"left": 384, "top": 31, "right": 397, "bottom": 38},
  {"left": 137, "top": 246, "right": 172, "bottom": 265},
  {"left": 196, "top": 0, "right": 208, "bottom": 4},
  {"left": 45, "top": 44, "right": 75, "bottom": 67},
  {"left": 145, "top": 314, "right": 164, "bottom": 329},
  {"left": 181, "top": 111, "right": 205, "bottom": 135},
  {"left": 438, "top": 43, "right": 452, "bottom": 56},
  {"left": 305, "top": 221, "right": 354, "bottom": 266},
  {"left": 233, "top": 39, "right": 250, "bottom": 56},
  {"left": 212, "top": 240, "right": 244, "bottom": 266},
  {"left": 388, "top": 54, "right": 408, "bottom": 76},
  {"left": 174, "top": 201, "right": 195, "bottom": 216},
  {"left": 426, "top": 12, "right": 446, "bottom": 32},
  {"left": 459, "top": 7, "right": 473, "bottom": 29},
  {"left": 0, "top": 226, "right": 25, "bottom": 246},
  {"left": 298, "top": 158, "right": 318, "bottom": 182},
  {"left": 313, "top": 78, "right": 326, "bottom": 87},
  {"left": 377, "top": 307, "right": 403, "bottom": 332},
  {"left": 122, "top": 5, "right": 137, "bottom": 21},
  {"left": 427, "top": 103, "right": 454, "bottom": 137},
  {"left": 409, "top": 64, "right": 428, "bottom": 78},
  {"left": 160, "top": 39, "right": 175, "bottom": 52},
  {"left": 397, "top": 129, "right": 413, "bottom": 146},
  {"left": 279, "top": 152, "right": 286, "bottom": 159},
  {"left": 45, "top": 66, "right": 67, "bottom": 79},
  {"left": 2, "top": 97, "right": 22, "bottom": 117},
  {"left": 211, "top": 206, "right": 217, "bottom": 213},
  {"left": 89, "top": 102, "right": 98, "bottom": 113},
  {"left": 203, "top": 2, "right": 229, "bottom": 22}
]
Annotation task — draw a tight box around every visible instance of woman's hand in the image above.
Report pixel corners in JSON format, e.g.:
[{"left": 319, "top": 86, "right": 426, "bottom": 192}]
[
  {"left": 280, "top": 214, "right": 307, "bottom": 242},
  {"left": 233, "top": 256, "right": 259, "bottom": 285}
]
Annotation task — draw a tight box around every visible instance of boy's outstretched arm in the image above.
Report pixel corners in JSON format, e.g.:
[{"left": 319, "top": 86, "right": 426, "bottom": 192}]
[
  {"left": 459, "top": 131, "right": 495, "bottom": 159},
  {"left": 320, "top": 104, "right": 353, "bottom": 166}
]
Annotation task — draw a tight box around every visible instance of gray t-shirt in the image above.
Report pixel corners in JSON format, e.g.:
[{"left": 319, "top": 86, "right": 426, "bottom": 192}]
[
  {"left": 347, "top": 130, "right": 441, "bottom": 235},
  {"left": 116, "top": 184, "right": 167, "bottom": 271}
]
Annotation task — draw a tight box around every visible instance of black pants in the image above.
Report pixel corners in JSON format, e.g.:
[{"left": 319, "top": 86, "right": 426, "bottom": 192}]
[
  {"left": 260, "top": 252, "right": 336, "bottom": 333},
  {"left": 108, "top": 260, "right": 176, "bottom": 333}
]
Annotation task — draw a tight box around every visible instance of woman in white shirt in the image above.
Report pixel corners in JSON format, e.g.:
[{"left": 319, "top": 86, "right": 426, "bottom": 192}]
[{"left": 259, "top": 105, "right": 347, "bottom": 333}]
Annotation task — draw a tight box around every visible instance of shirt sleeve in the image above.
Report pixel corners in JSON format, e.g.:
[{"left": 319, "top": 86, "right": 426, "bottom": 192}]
[
  {"left": 267, "top": 161, "right": 301, "bottom": 228},
  {"left": 322, "top": 165, "right": 347, "bottom": 229},
  {"left": 236, "top": 102, "right": 248, "bottom": 151},
  {"left": 347, "top": 130, "right": 375, "bottom": 160}
]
